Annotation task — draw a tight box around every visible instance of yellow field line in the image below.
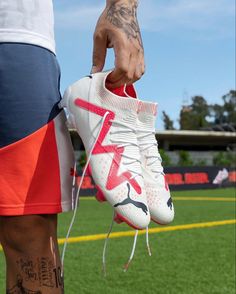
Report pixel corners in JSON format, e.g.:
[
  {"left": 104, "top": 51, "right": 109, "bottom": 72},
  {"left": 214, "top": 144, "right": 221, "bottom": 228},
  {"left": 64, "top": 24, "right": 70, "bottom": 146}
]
[
  {"left": 173, "top": 197, "right": 235, "bottom": 201},
  {"left": 0, "top": 219, "right": 235, "bottom": 252},
  {"left": 56, "top": 219, "right": 236, "bottom": 245},
  {"left": 80, "top": 196, "right": 236, "bottom": 202}
]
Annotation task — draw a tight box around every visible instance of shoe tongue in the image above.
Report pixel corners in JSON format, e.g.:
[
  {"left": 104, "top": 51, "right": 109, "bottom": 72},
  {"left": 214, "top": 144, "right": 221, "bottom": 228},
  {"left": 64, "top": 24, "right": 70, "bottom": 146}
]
[
  {"left": 106, "top": 83, "right": 137, "bottom": 99},
  {"left": 93, "top": 72, "right": 139, "bottom": 113},
  {"left": 98, "top": 87, "right": 139, "bottom": 115},
  {"left": 108, "top": 85, "right": 128, "bottom": 97},
  {"left": 125, "top": 84, "right": 137, "bottom": 98}
]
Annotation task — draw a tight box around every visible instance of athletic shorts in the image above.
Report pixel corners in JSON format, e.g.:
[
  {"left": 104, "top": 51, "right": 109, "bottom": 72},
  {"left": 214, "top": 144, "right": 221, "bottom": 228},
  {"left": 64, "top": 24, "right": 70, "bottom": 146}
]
[{"left": 0, "top": 43, "right": 76, "bottom": 216}]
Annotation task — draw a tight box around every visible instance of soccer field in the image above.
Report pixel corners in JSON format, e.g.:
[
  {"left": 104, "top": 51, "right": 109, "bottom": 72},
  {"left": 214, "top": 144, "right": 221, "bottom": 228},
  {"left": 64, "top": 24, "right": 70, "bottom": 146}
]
[{"left": 0, "top": 188, "right": 235, "bottom": 294}]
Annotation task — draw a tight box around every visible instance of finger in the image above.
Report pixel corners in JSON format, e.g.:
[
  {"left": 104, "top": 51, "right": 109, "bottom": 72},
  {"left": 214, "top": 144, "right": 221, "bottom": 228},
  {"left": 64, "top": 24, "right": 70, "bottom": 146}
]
[
  {"left": 140, "top": 50, "right": 145, "bottom": 75},
  {"left": 106, "top": 75, "right": 126, "bottom": 89},
  {"left": 106, "top": 54, "right": 131, "bottom": 89},
  {"left": 107, "top": 40, "right": 131, "bottom": 86},
  {"left": 107, "top": 49, "right": 145, "bottom": 88},
  {"left": 91, "top": 32, "right": 107, "bottom": 74},
  {"left": 134, "top": 51, "right": 145, "bottom": 82},
  {"left": 126, "top": 51, "right": 139, "bottom": 85}
]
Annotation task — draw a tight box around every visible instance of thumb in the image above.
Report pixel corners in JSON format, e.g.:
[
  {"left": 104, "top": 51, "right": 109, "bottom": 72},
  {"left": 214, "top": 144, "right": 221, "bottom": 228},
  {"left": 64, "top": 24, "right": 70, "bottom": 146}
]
[{"left": 91, "top": 34, "right": 107, "bottom": 74}]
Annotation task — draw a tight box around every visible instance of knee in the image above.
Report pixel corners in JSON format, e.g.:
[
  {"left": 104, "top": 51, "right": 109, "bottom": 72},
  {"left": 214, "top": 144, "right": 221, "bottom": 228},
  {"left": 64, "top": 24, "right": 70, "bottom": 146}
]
[{"left": 0, "top": 214, "right": 57, "bottom": 254}]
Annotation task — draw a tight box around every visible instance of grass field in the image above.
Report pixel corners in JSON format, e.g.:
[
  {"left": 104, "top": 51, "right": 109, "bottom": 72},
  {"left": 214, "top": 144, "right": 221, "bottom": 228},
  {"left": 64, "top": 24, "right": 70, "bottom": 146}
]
[{"left": 0, "top": 188, "right": 235, "bottom": 293}]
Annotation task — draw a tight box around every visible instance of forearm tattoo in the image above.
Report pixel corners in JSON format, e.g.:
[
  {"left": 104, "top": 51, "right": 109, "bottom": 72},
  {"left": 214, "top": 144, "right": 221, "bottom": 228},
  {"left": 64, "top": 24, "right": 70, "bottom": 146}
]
[
  {"left": 106, "top": 1, "right": 143, "bottom": 49},
  {"left": 6, "top": 257, "right": 63, "bottom": 293}
]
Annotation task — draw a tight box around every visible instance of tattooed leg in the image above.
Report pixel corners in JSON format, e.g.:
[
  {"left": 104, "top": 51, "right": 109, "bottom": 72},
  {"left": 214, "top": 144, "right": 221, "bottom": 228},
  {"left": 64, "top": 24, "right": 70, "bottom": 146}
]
[{"left": 0, "top": 214, "right": 64, "bottom": 293}]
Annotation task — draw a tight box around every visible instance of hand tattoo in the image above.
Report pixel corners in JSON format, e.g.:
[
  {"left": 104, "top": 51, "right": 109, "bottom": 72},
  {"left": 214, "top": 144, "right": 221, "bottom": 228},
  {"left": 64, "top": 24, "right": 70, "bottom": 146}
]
[{"left": 106, "top": 1, "right": 143, "bottom": 49}]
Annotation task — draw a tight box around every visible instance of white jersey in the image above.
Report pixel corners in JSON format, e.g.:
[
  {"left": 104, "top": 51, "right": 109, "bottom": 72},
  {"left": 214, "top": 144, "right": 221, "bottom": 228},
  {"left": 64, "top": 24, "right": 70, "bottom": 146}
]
[{"left": 0, "top": 0, "right": 55, "bottom": 53}]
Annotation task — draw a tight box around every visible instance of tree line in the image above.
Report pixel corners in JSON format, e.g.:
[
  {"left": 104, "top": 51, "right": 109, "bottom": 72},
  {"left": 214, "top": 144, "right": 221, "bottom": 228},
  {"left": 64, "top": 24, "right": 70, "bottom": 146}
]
[{"left": 162, "top": 90, "right": 236, "bottom": 130}]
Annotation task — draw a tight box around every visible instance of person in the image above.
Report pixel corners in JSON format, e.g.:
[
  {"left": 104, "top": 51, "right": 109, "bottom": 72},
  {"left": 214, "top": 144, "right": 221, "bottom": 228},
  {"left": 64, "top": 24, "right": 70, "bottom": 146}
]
[{"left": 0, "top": 0, "right": 144, "bottom": 292}]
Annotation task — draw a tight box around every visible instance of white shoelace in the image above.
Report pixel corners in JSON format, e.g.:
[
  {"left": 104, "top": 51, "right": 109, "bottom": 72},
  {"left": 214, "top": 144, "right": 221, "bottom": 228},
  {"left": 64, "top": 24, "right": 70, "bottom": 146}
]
[
  {"left": 102, "top": 223, "right": 152, "bottom": 276},
  {"left": 102, "top": 210, "right": 115, "bottom": 277},
  {"left": 123, "top": 230, "right": 139, "bottom": 272},
  {"left": 109, "top": 119, "right": 143, "bottom": 179},
  {"left": 123, "top": 227, "right": 152, "bottom": 272},
  {"left": 137, "top": 129, "right": 163, "bottom": 174},
  {"left": 101, "top": 212, "right": 140, "bottom": 275},
  {"left": 101, "top": 121, "right": 149, "bottom": 274},
  {"left": 146, "top": 227, "right": 152, "bottom": 257},
  {"left": 61, "top": 111, "right": 110, "bottom": 276},
  {"left": 61, "top": 114, "right": 151, "bottom": 277}
]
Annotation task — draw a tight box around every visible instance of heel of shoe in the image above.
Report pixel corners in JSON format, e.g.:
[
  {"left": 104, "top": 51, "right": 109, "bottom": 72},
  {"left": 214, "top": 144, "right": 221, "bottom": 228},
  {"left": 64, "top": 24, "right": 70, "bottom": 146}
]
[
  {"left": 59, "top": 86, "right": 71, "bottom": 109},
  {"left": 67, "top": 112, "right": 76, "bottom": 129},
  {"left": 59, "top": 86, "right": 77, "bottom": 128}
]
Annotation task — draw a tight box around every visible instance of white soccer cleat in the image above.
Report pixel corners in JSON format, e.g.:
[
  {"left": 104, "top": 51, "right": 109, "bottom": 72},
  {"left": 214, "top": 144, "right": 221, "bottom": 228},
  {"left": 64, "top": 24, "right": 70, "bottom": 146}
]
[
  {"left": 213, "top": 168, "right": 229, "bottom": 184},
  {"left": 137, "top": 101, "right": 174, "bottom": 225},
  {"left": 61, "top": 71, "right": 150, "bottom": 229}
]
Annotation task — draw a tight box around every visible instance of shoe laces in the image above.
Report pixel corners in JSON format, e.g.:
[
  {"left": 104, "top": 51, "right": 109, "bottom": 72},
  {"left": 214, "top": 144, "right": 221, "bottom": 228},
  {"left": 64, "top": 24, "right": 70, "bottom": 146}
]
[
  {"left": 123, "top": 227, "right": 152, "bottom": 272},
  {"left": 102, "top": 210, "right": 115, "bottom": 277},
  {"left": 137, "top": 128, "right": 163, "bottom": 174},
  {"left": 61, "top": 112, "right": 151, "bottom": 277},
  {"left": 61, "top": 111, "right": 110, "bottom": 277},
  {"left": 109, "top": 119, "right": 142, "bottom": 179},
  {"left": 102, "top": 213, "right": 152, "bottom": 276}
]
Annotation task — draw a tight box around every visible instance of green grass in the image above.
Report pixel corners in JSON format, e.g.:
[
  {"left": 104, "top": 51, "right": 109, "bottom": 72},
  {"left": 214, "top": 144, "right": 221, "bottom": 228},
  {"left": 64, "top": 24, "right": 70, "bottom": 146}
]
[{"left": 0, "top": 188, "right": 235, "bottom": 293}]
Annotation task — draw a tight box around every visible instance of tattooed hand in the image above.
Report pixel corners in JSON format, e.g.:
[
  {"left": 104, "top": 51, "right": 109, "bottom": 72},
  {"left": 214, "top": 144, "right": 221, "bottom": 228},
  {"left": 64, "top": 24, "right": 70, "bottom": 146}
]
[{"left": 92, "top": 0, "right": 145, "bottom": 88}]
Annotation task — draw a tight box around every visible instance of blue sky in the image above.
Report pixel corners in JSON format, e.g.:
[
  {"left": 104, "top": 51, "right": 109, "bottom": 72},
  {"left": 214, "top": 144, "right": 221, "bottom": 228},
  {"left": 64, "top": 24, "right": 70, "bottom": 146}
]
[{"left": 54, "top": 0, "right": 235, "bottom": 129}]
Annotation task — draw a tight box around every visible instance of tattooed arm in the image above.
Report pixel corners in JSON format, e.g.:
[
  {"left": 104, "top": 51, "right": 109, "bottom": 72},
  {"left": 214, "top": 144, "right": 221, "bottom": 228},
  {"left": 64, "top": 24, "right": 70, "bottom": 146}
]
[{"left": 92, "top": 0, "right": 144, "bottom": 88}]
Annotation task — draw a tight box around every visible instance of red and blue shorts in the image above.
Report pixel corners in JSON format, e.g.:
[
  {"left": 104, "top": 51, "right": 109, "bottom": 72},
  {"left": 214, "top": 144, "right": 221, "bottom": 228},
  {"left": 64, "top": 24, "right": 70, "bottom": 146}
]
[{"left": 0, "top": 43, "right": 76, "bottom": 216}]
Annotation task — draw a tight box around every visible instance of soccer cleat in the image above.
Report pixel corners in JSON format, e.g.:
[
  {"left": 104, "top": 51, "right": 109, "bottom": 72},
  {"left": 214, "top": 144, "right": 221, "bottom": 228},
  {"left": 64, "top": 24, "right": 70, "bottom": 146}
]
[
  {"left": 137, "top": 101, "right": 174, "bottom": 225},
  {"left": 213, "top": 168, "right": 229, "bottom": 184},
  {"left": 119, "top": 84, "right": 174, "bottom": 224},
  {"left": 60, "top": 71, "right": 150, "bottom": 229}
]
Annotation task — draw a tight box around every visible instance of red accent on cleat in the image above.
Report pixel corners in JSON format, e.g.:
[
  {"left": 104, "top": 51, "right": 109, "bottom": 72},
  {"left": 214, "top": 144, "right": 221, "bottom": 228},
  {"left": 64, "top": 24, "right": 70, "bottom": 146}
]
[
  {"left": 114, "top": 213, "right": 124, "bottom": 224},
  {"left": 95, "top": 185, "right": 107, "bottom": 202},
  {"left": 75, "top": 98, "right": 142, "bottom": 194},
  {"left": 108, "top": 85, "right": 127, "bottom": 97},
  {"left": 115, "top": 213, "right": 142, "bottom": 230},
  {"left": 164, "top": 175, "right": 169, "bottom": 191}
]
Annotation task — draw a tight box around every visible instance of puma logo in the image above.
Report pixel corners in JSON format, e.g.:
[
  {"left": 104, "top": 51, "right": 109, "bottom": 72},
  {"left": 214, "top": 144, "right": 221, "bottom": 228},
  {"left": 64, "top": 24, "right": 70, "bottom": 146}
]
[
  {"left": 114, "top": 183, "right": 148, "bottom": 215},
  {"left": 167, "top": 197, "right": 173, "bottom": 210}
]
